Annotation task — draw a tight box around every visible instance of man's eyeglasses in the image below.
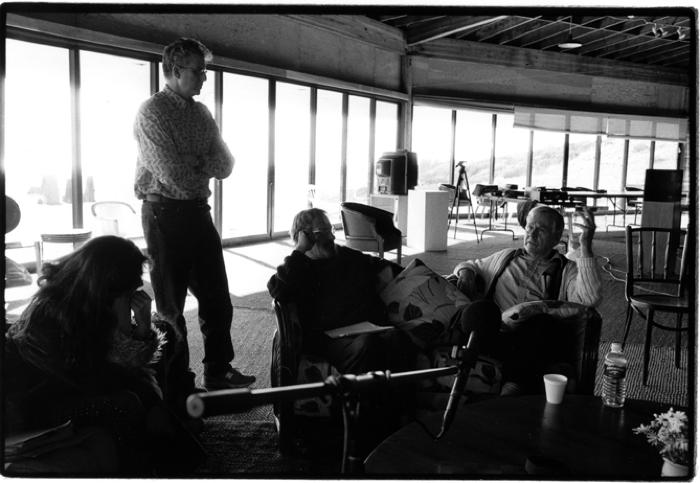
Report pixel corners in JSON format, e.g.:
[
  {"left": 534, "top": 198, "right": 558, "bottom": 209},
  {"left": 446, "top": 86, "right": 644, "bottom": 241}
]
[
  {"left": 312, "top": 226, "right": 336, "bottom": 236},
  {"left": 176, "top": 65, "right": 207, "bottom": 76}
]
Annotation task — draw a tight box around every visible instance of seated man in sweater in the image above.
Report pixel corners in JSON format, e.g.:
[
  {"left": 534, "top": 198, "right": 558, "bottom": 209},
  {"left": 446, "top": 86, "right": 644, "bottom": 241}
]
[
  {"left": 452, "top": 205, "right": 601, "bottom": 394},
  {"left": 267, "top": 208, "right": 418, "bottom": 374}
]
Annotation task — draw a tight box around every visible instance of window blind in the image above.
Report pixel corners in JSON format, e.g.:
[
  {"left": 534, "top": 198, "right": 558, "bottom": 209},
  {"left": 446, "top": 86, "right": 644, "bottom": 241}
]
[
  {"left": 606, "top": 115, "right": 689, "bottom": 141},
  {"left": 513, "top": 106, "right": 688, "bottom": 141},
  {"left": 513, "top": 107, "right": 607, "bottom": 135}
]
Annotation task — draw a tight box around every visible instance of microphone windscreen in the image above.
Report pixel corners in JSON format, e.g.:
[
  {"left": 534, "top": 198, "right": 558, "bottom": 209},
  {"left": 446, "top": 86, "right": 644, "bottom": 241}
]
[{"left": 458, "top": 300, "right": 501, "bottom": 350}]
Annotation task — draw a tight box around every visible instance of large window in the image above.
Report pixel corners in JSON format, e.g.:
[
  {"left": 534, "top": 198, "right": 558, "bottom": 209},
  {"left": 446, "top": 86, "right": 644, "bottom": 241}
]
[
  {"left": 567, "top": 134, "right": 597, "bottom": 189},
  {"left": 598, "top": 138, "right": 627, "bottom": 211},
  {"left": 5, "top": 40, "right": 73, "bottom": 261},
  {"left": 531, "top": 131, "right": 565, "bottom": 187},
  {"left": 653, "top": 141, "right": 679, "bottom": 170},
  {"left": 80, "top": 50, "right": 151, "bottom": 238},
  {"left": 345, "top": 95, "right": 370, "bottom": 203},
  {"left": 455, "top": 110, "right": 493, "bottom": 188},
  {"left": 375, "top": 100, "right": 399, "bottom": 161},
  {"left": 273, "top": 82, "right": 310, "bottom": 233},
  {"left": 412, "top": 105, "right": 452, "bottom": 187},
  {"left": 626, "top": 140, "right": 651, "bottom": 188},
  {"left": 494, "top": 114, "right": 529, "bottom": 188},
  {"left": 221, "top": 73, "right": 269, "bottom": 238},
  {"left": 315, "top": 89, "right": 343, "bottom": 222}
]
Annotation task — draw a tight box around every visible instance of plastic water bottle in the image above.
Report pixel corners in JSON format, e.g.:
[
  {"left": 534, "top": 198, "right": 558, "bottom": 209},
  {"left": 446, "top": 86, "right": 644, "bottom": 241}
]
[{"left": 602, "top": 343, "right": 628, "bottom": 408}]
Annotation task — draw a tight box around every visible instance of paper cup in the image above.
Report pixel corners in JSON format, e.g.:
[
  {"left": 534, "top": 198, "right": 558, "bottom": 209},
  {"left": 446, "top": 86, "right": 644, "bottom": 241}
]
[{"left": 543, "top": 374, "right": 567, "bottom": 404}]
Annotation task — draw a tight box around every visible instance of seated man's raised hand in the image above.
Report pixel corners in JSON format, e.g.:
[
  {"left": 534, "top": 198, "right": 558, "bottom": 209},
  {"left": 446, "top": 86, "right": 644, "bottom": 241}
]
[{"left": 572, "top": 206, "right": 597, "bottom": 257}]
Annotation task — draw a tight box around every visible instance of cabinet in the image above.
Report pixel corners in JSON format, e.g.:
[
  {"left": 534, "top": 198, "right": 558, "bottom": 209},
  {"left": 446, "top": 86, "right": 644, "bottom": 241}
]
[
  {"left": 369, "top": 194, "right": 408, "bottom": 238},
  {"left": 407, "top": 189, "right": 449, "bottom": 251}
]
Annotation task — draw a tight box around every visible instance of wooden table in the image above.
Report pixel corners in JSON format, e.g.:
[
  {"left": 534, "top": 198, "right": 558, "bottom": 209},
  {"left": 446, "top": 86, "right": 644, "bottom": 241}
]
[{"left": 364, "top": 395, "right": 668, "bottom": 478}]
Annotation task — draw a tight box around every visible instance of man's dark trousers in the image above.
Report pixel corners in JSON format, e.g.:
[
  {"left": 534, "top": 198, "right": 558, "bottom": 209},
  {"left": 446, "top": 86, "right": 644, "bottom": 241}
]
[{"left": 142, "top": 199, "right": 234, "bottom": 406}]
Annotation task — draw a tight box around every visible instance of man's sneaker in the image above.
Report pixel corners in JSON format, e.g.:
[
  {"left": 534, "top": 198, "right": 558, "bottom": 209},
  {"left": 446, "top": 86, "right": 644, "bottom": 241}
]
[{"left": 201, "top": 368, "right": 256, "bottom": 391}]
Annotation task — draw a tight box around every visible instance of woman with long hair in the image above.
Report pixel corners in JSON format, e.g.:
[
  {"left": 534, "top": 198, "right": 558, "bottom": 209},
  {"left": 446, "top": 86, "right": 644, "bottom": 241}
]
[{"left": 4, "top": 235, "right": 203, "bottom": 475}]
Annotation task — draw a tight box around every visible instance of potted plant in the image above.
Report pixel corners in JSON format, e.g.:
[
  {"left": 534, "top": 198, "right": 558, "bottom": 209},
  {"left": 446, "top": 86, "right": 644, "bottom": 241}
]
[{"left": 633, "top": 408, "right": 689, "bottom": 477}]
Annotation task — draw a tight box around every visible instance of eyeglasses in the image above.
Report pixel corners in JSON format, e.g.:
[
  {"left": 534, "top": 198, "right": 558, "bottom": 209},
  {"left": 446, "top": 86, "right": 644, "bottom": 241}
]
[
  {"left": 312, "top": 226, "right": 336, "bottom": 236},
  {"left": 175, "top": 64, "right": 207, "bottom": 76}
]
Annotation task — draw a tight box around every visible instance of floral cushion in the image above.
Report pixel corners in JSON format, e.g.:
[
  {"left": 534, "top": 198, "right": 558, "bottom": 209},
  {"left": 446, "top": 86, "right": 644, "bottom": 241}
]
[
  {"left": 429, "top": 348, "right": 503, "bottom": 395},
  {"left": 292, "top": 355, "right": 340, "bottom": 417},
  {"left": 379, "top": 259, "right": 470, "bottom": 348}
]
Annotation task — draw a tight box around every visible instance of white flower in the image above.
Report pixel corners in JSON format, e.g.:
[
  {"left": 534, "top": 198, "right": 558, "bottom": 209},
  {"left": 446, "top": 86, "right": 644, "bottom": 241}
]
[{"left": 633, "top": 408, "right": 689, "bottom": 466}]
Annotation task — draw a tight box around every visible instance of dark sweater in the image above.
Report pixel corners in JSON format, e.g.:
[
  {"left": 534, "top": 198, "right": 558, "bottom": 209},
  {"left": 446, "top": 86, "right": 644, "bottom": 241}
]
[{"left": 267, "top": 245, "right": 401, "bottom": 334}]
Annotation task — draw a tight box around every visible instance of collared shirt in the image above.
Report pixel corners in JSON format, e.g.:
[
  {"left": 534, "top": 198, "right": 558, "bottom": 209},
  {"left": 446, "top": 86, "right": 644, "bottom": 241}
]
[
  {"left": 133, "top": 85, "right": 234, "bottom": 200},
  {"left": 453, "top": 248, "right": 602, "bottom": 310}
]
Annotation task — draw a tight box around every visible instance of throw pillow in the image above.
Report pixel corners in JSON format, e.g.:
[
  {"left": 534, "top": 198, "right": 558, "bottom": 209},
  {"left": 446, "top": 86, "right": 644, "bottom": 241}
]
[
  {"left": 379, "top": 258, "right": 470, "bottom": 348},
  {"left": 501, "top": 300, "right": 589, "bottom": 330}
]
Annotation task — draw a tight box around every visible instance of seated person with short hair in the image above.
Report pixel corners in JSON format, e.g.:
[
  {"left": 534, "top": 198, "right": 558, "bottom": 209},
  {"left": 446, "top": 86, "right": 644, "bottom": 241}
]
[
  {"left": 452, "top": 205, "right": 602, "bottom": 395},
  {"left": 267, "top": 208, "right": 418, "bottom": 374}
]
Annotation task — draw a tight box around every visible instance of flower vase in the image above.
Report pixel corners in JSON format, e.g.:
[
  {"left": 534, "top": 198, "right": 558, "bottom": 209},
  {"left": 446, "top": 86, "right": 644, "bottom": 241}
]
[{"left": 661, "top": 458, "right": 688, "bottom": 477}]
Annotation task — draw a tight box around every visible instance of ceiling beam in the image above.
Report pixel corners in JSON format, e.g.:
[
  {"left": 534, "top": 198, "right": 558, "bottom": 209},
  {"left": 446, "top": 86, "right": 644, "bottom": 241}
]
[
  {"left": 467, "top": 15, "right": 541, "bottom": 42},
  {"left": 406, "top": 15, "right": 507, "bottom": 46},
  {"left": 408, "top": 37, "right": 688, "bottom": 86},
  {"left": 287, "top": 14, "right": 405, "bottom": 53}
]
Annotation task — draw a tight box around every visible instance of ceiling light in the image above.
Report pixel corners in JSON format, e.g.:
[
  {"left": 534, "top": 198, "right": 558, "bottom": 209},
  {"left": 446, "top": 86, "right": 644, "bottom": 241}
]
[
  {"left": 678, "top": 26, "right": 687, "bottom": 40},
  {"left": 558, "top": 17, "right": 582, "bottom": 49}
]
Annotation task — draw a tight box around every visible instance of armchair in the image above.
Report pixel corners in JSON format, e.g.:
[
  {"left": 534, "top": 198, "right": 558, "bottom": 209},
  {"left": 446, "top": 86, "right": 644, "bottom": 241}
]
[{"left": 340, "top": 202, "right": 402, "bottom": 263}]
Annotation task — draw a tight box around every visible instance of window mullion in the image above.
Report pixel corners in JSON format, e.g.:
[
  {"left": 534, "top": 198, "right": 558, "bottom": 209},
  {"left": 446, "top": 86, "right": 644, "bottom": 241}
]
[{"left": 69, "top": 48, "right": 83, "bottom": 228}]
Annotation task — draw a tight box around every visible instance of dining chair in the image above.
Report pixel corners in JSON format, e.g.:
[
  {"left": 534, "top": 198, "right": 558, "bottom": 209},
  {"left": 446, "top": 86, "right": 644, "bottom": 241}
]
[
  {"left": 340, "top": 202, "right": 402, "bottom": 263},
  {"left": 37, "top": 229, "right": 93, "bottom": 273},
  {"left": 91, "top": 201, "right": 137, "bottom": 236},
  {"left": 623, "top": 225, "right": 690, "bottom": 385}
]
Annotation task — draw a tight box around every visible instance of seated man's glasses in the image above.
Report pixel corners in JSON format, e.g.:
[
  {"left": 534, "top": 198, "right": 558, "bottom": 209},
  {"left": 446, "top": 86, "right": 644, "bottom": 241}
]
[
  {"left": 176, "top": 64, "right": 208, "bottom": 76},
  {"left": 312, "top": 226, "right": 336, "bottom": 236}
]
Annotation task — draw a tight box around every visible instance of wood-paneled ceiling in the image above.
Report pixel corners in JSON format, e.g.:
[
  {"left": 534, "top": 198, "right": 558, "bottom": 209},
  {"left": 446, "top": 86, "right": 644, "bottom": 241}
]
[{"left": 370, "top": 14, "right": 693, "bottom": 70}]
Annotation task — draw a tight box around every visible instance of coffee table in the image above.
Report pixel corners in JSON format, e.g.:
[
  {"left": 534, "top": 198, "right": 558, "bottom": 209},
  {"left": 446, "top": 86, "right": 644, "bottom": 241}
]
[{"left": 364, "top": 395, "right": 671, "bottom": 478}]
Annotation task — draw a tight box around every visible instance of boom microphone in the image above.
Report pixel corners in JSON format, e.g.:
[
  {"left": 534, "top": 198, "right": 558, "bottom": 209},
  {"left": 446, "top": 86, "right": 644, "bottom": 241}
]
[{"left": 435, "top": 307, "right": 491, "bottom": 440}]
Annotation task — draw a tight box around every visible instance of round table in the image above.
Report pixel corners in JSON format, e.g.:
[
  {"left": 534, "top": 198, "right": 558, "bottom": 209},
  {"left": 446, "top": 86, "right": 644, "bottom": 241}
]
[{"left": 364, "top": 395, "right": 668, "bottom": 478}]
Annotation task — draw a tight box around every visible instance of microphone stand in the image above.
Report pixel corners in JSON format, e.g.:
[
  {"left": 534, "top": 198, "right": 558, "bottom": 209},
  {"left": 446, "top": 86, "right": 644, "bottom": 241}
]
[
  {"left": 186, "top": 366, "right": 460, "bottom": 474},
  {"left": 435, "top": 332, "right": 479, "bottom": 440}
]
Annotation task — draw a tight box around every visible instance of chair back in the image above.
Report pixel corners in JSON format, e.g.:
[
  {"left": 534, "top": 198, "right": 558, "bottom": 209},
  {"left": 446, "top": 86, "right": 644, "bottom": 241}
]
[
  {"left": 91, "top": 201, "right": 137, "bottom": 236},
  {"left": 438, "top": 184, "right": 456, "bottom": 202},
  {"left": 625, "top": 226, "right": 688, "bottom": 300},
  {"left": 640, "top": 169, "right": 682, "bottom": 229},
  {"left": 340, "top": 202, "right": 402, "bottom": 261},
  {"left": 341, "top": 206, "right": 380, "bottom": 238}
]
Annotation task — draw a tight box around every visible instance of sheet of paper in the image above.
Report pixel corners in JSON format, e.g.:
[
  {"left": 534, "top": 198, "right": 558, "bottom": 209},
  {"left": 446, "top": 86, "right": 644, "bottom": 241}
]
[{"left": 324, "top": 321, "right": 393, "bottom": 339}]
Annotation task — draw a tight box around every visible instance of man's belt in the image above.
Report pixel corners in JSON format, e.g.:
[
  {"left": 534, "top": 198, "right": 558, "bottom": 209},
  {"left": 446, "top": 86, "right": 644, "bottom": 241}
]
[{"left": 145, "top": 194, "right": 206, "bottom": 204}]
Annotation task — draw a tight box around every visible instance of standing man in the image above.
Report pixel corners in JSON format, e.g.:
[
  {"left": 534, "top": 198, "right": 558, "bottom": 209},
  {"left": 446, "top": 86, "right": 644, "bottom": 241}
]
[{"left": 134, "top": 38, "right": 254, "bottom": 409}]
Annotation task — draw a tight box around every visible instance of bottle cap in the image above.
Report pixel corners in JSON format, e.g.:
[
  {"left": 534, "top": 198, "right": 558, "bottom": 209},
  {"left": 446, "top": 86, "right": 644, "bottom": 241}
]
[{"left": 611, "top": 342, "right": 623, "bottom": 353}]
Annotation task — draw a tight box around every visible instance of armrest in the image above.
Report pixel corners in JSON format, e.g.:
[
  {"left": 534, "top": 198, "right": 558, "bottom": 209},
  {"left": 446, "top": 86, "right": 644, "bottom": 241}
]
[{"left": 271, "top": 299, "right": 303, "bottom": 388}]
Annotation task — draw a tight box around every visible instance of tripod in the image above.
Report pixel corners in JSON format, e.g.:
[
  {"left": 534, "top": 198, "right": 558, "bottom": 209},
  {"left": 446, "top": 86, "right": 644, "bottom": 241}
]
[{"left": 448, "top": 162, "right": 479, "bottom": 241}]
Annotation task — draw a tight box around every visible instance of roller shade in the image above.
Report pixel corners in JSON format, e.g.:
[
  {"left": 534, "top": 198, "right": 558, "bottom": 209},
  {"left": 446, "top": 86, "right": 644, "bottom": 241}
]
[
  {"left": 513, "top": 107, "right": 607, "bottom": 135},
  {"left": 514, "top": 106, "right": 688, "bottom": 141},
  {"left": 606, "top": 115, "right": 689, "bottom": 141}
]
